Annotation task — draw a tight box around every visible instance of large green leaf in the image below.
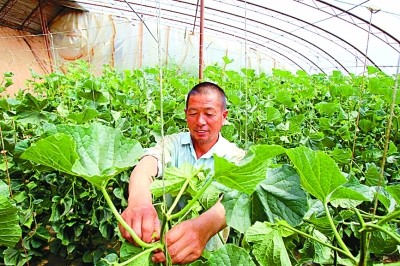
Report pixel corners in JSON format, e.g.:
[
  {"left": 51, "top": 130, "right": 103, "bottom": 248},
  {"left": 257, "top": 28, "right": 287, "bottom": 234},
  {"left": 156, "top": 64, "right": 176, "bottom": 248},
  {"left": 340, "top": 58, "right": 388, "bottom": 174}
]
[
  {"left": 20, "top": 133, "right": 78, "bottom": 176},
  {"left": 221, "top": 190, "right": 252, "bottom": 234},
  {"left": 255, "top": 165, "right": 307, "bottom": 227},
  {"left": 119, "top": 241, "right": 153, "bottom": 266},
  {"left": 214, "top": 145, "right": 286, "bottom": 195},
  {"left": 0, "top": 195, "right": 21, "bottom": 247},
  {"left": 245, "top": 222, "right": 291, "bottom": 266},
  {"left": 207, "top": 244, "right": 256, "bottom": 266},
  {"left": 21, "top": 123, "right": 143, "bottom": 188},
  {"left": 330, "top": 176, "right": 373, "bottom": 208},
  {"left": 0, "top": 180, "right": 9, "bottom": 196},
  {"left": 286, "top": 146, "right": 347, "bottom": 203},
  {"left": 386, "top": 184, "right": 400, "bottom": 204},
  {"left": 150, "top": 164, "right": 201, "bottom": 197}
]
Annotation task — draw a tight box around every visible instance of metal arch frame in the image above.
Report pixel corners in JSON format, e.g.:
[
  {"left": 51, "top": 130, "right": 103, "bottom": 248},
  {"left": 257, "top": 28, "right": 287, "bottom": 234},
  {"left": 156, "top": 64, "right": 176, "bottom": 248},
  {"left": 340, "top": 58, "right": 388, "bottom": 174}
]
[
  {"left": 122, "top": 0, "right": 379, "bottom": 73},
  {"left": 54, "top": 0, "right": 398, "bottom": 73},
  {"left": 162, "top": 0, "right": 348, "bottom": 72},
  {"left": 310, "top": 0, "right": 400, "bottom": 50},
  {"left": 77, "top": 0, "right": 320, "bottom": 71},
  {"left": 203, "top": 5, "right": 344, "bottom": 73},
  {"left": 111, "top": 0, "right": 340, "bottom": 73},
  {"left": 235, "top": 0, "right": 379, "bottom": 71},
  {"left": 124, "top": 8, "right": 309, "bottom": 72}
]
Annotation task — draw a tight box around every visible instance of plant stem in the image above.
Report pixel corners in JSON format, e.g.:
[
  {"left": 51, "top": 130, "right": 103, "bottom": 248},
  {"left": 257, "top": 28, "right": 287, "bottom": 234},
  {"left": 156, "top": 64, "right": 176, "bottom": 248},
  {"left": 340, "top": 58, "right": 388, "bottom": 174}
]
[
  {"left": 362, "top": 223, "right": 400, "bottom": 243},
  {"left": 0, "top": 125, "right": 12, "bottom": 198},
  {"left": 100, "top": 185, "right": 156, "bottom": 249},
  {"left": 166, "top": 175, "right": 193, "bottom": 218},
  {"left": 376, "top": 209, "right": 400, "bottom": 226},
  {"left": 354, "top": 209, "right": 369, "bottom": 266},
  {"left": 166, "top": 167, "right": 203, "bottom": 218},
  {"left": 323, "top": 202, "right": 356, "bottom": 262},
  {"left": 115, "top": 244, "right": 162, "bottom": 266},
  {"left": 167, "top": 176, "right": 213, "bottom": 221},
  {"left": 280, "top": 223, "right": 356, "bottom": 263}
]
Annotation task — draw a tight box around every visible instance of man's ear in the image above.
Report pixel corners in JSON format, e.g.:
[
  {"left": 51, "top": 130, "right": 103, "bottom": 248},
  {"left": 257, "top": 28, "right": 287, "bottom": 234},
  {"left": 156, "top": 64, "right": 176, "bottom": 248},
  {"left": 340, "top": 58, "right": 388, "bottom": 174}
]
[{"left": 222, "top": 110, "right": 228, "bottom": 120}]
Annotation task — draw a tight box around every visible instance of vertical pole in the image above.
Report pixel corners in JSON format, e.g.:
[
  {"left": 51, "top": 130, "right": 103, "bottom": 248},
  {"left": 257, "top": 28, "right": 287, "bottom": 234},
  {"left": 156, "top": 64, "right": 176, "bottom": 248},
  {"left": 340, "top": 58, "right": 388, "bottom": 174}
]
[
  {"left": 199, "top": 0, "right": 205, "bottom": 81},
  {"left": 138, "top": 20, "right": 143, "bottom": 68},
  {"left": 39, "top": 0, "right": 53, "bottom": 72}
]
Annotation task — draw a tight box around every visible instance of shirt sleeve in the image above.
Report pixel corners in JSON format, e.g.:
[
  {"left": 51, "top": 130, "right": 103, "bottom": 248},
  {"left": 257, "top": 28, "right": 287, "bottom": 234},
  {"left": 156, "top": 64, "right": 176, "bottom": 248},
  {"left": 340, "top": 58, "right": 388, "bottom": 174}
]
[{"left": 142, "top": 135, "right": 175, "bottom": 177}]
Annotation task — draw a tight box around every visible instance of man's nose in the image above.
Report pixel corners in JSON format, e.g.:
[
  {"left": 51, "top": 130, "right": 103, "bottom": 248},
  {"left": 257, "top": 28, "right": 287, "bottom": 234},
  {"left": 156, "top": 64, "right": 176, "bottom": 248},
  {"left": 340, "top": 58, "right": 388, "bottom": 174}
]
[{"left": 196, "top": 113, "right": 206, "bottom": 125}]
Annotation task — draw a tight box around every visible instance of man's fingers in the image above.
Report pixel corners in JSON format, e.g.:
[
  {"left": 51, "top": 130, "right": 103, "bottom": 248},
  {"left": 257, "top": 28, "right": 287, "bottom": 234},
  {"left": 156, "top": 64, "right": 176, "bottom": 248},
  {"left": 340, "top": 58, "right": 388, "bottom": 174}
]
[
  {"left": 153, "top": 218, "right": 161, "bottom": 240},
  {"left": 152, "top": 251, "right": 166, "bottom": 263},
  {"left": 141, "top": 212, "right": 157, "bottom": 243}
]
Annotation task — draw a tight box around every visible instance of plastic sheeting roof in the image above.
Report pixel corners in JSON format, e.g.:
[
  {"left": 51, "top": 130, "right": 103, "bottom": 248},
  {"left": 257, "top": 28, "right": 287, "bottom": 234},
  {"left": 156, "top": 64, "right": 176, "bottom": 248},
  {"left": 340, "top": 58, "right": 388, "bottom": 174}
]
[
  {"left": 63, "top": 0, "right": 400, "bottom": 75},
  {"left": 2, "top": 0, "right": 399, "bottom": 75}
]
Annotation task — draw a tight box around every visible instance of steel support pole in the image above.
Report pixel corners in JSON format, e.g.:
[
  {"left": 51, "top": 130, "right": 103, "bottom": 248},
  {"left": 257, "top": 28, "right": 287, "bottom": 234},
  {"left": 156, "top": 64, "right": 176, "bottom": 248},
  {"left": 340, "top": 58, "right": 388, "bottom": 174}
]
[{"left": 199, "top": 0, "right": 204, "bottom": 81}]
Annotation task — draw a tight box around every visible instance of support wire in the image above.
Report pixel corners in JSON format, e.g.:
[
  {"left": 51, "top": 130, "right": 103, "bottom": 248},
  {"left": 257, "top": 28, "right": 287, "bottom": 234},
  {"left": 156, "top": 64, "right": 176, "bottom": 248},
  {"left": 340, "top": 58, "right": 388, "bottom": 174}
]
[
  {"left": 156, "top": 1, "right": 169, "bottom": 265},
  {"left": 244, "top": 0, "right": 248, "bottom": 146}
]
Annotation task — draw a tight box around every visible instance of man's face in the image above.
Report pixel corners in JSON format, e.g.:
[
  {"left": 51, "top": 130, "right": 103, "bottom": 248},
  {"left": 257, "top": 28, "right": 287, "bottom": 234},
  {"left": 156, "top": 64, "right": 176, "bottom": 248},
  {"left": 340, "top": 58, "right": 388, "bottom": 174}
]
[{"left": 185, "top": 93, "right": 227, "bottom": 146}]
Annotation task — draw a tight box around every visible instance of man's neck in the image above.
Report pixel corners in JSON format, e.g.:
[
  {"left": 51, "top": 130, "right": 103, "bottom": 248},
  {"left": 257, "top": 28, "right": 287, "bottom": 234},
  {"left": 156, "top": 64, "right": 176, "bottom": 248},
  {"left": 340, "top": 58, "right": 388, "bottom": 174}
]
[{"left": 192, "top": 135, "right": 220, "bottom": 159}]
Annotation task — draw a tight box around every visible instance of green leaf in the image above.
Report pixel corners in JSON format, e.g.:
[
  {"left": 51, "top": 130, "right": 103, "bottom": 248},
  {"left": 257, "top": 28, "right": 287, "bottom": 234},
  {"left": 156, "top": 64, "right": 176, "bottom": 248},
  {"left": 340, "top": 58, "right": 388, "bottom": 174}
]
[
  {"left": 299, "top": 229, "right": 333, "bottom": 264},
  {"left": 245, "top": 222, "right": 291, "bottom": 266},
  {"left": 331, "top": 147, "right": 352, "bottom": 164},
  {"left": 119, "top": 241, "right": 153, "bottom": 266},
  {"left": 255, "top": 165, "right": 307, "bottom": 227},
  {"left": 214, "top": 145, "right": 286, "bottom": 195},
  {"left": 207, "top": 244, "right": 256, "bottom": 266},
  {"left": 21, "top": 133, "right": 78, "bottom": 176},
  {"left": 222, "top": 190, "right": 252, "bottom": 234},
  {"left": 315, "top": 102, "right": 339, "bottom": 116},
  {"left": 264, "top": 107, "right": 282, "bottom": 122},
  {"left": 67, "top": 108, "right": 99, "bottom": 124},
  {"left": 286, "top": 146, "right": 347, "bottom": 203},
  {"left": 386, "top": 184, "right": 400, "bottom": 204},
  {"left": 150, "top": 164, "right": 200, "bottom": 197},
  {"left": 21, "top": 123, "right": 143, "bottom": 188},
  {"left": 0, "top": 195, "right": 22, "bottom": 247},
  {"left": 373, "top": 187, "right": 396, "bottom": 211},
  {"left": 330, "top": 176, "right": 373, "bottom": 208},
  {"left": 369, "top": 224, "right": 399, "bottom": 255},
  {"left": 0, "top": 180, "right": 9, "bottom": 196}
]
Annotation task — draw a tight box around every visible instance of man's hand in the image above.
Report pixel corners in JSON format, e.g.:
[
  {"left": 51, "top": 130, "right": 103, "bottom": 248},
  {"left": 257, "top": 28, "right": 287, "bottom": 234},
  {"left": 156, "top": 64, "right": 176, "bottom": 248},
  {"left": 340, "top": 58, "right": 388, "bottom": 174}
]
[
  {"left": 119, "top": 156, "right": 159, "bottom": 245},
  {"left": 119, "top": 202, "right": 160, "bottom": 245},
  {"left": 152, "top": 218, "right": 208, "bottom": 264},
  {"left": 152, "top": 201, "right": 227, "bottom": 264}
]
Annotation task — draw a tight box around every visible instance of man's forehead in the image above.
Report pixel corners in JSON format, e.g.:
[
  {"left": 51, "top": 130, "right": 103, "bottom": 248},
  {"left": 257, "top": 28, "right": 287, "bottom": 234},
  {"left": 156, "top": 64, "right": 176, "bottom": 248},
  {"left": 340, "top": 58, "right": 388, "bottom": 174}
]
[{"left": 187, "top": 106, "right": 218, "bottom": 111}]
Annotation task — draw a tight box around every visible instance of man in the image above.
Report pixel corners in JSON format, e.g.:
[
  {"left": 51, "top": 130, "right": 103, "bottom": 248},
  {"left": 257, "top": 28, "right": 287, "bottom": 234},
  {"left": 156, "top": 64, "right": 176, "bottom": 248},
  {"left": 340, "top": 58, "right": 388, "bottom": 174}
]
[{"left": 120, "top": 82, "right": 245, "bottom": 264}]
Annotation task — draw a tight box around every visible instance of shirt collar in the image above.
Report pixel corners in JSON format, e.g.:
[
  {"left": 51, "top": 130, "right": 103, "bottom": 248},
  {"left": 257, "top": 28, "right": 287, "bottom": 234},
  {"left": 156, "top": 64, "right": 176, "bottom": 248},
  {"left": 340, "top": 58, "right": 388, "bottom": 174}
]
[{"left": 181, "top": 132, "right": 226, "bottom": 159}]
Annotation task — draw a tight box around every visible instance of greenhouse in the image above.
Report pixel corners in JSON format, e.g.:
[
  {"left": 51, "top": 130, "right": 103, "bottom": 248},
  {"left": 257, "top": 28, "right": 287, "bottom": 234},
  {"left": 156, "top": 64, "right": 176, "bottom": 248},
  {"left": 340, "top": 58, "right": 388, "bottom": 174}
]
[{"left": 0, "top": 0, "right": 400, "bottom": 265}]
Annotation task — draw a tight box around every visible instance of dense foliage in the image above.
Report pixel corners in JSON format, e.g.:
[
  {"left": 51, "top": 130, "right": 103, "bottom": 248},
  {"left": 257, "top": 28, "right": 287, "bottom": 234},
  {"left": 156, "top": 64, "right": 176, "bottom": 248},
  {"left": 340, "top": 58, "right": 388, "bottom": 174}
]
[{"left": 0, "top": 60, "right": 399, "bottom": 265}]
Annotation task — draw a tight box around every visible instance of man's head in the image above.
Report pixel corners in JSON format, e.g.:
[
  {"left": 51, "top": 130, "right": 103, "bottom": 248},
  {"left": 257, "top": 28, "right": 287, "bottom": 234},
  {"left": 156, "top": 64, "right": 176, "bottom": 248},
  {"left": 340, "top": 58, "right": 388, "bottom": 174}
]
[{"left": 185, "top": 82, "right": 228, "bottom": 151}]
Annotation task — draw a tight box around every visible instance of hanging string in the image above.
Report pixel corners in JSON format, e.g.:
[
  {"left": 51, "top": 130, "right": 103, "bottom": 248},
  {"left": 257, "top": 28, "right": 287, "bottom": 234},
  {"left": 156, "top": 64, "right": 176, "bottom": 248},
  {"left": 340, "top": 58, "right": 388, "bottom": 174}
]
[
  {"left": 370, "top": 5, "right": 396, "bottom": 218},
  {"left": 350, "top": 7, "right": 378, "bottom": 167},
  {"left": 376, "top": 47, "right": 400, "bottom": 212},
  {"left": 155, "top": 1, "right": 170, "bottom": 264},
  {"left": 244, "top": 0, "right": 249, "bottom": 146}
]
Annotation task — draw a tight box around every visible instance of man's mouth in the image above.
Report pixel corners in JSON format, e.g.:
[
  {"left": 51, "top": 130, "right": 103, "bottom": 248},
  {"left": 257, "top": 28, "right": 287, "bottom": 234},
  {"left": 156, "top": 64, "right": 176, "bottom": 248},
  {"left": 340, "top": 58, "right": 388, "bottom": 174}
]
[{"left": 196, "top": 130, "right": 207, "bottom": 134}]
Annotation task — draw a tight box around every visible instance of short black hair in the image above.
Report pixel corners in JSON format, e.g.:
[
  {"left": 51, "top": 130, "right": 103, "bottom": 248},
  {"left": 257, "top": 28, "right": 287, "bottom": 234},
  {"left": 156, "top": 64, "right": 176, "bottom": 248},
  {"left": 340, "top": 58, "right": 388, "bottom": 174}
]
[{"left": 186, "top": 82, "right": 227, "bottom": 110}]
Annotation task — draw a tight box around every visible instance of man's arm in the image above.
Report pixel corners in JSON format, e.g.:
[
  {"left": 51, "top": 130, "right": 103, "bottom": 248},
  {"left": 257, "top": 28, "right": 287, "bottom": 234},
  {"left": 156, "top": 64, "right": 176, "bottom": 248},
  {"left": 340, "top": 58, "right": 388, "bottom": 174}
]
[
  {"left": 152, "top": 200, "right": 227, "bottom": 264},
  {"left": 119, "top": 155, "right": 160, "bottom": 244}
]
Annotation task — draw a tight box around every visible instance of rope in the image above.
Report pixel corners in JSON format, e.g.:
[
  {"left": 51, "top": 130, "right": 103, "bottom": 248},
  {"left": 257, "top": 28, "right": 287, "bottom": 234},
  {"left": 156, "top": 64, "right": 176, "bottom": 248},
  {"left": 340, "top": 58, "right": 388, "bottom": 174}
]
[
  {"left": 244, "top": 0, "right": 248, "bottom": 146},
  {"left": 350, "top": 7, "right": 377, "bottom": 167},
  {"left": 155, "top": 1, "right": 169, "bottom": 264}
]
